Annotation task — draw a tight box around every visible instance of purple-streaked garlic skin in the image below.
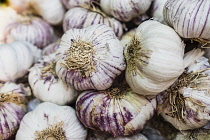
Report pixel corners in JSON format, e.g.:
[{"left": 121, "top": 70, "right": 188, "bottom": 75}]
[
  {"left": 61, "top": 0, "right": 96, "bottom": 9},
  {"left": 0, "top": 82, "right": 29, "bottom": 140},
  {"left": 29, "top": 54, "right": 79, "bottom": 105},
  {"left": 42, "top": 39, "right": 60, "bottom": 55},
  {"left": 3, "top": 16, "right": 54, "bottom": 49},
  {"left": 76, "top": 87, "right": 156, "bottom": 137},
  {"left": 63, "top": 7, "right": 123, "bottom": 38},
  {"left": 56, "top": 24, "right": 126, "bottom": 90}
]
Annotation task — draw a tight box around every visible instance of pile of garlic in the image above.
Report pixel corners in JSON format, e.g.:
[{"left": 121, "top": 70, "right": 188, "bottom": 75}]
[{"left": 2, "top": 0, "right": 210, "bottom": 139}]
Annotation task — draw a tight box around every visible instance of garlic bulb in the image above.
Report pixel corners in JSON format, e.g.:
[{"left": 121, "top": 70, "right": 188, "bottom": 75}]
[
  {"left": 56, "top": 24, "right": 126, "bottom": 90},
  {"left": 61, "top": 0, "right": 96, "bottom": 9},
  {"left": 27, "top": 98, "right": 41, "bottom": 112},
  {"left": 29, "top": 53, "right": 79, "bottom": 105},
  {"left": 3, "top": 15, "right": 55, "bottom": 49},
  {"left": 29, "top": 0, "right": 65, "bottom": 25},
  {"left": 151, "top": 0, "right": 167, "bottom": 23},
  {"left": 0, "top": 41, "right": 41, "bottom": 82},
  {"left": 120, "top": 28, "right": 136, "bottom": 47},
  {"left": 9, "top": 0, "right": 30, "bottom": 13},
  {"left": 63, "top": 6, "right": 123, "bottom": 38},
  {"left": 16, "top": 102, "right": 87, "bottom": 140},
  {"left": 100, "top": 0, "right": 152, "bottom": 22},
  {"left": 163, "top": 0, "right": 210, "bottom": 45},
  {"left": 0, "top": 82, "right": 30, "bottom": 140},
  {"left": 157, "top": 53, "right": 210, "bottom": 130},
  {"left": 42, "top": 39, "right": 60, "bottom": 55},
  {"left": 76, "top": 86, "right": 156, "bottom": 137},
  {"left": 124, "top": 20, "right": 185, "bottom": 96}
]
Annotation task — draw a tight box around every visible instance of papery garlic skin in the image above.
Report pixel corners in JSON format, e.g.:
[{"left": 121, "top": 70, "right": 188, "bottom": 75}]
[
  {"left": 9, "top": 0, "right": 30, "bottom": 13},
  {"left": 16, "top": 102, "right": 87, "bottom": 140},
  {"left": 29, "top": 54, "right": 79, "bottom": 105},
  {"left": 151, "top": 0, "right": 167, "bottom": 23},
  {"left": 0, "top": 41, "right": 41, "bottom": 82},
  {"left": 100, "top": 0, "right": 152, "bottom": 22},
  {"left": 3, "top": 15, "right": 54, "bottom": 49},
  {"left": 163, "top": 0, "right": 210, "bottom": 40},
  {"left": 42, "top": 39, "right": 60, "bottom": 55},
  {"left": 120, "top": 28, "right": 136, "bottom": 47},
  {"left": 61, "top": 0, "right": 96, "bottom": 9},
  {"left": 63, "top": 7, "right": 123, "bottom": 38},
  {"left": 158, "top": 55, "right": 210, "bottom": 130},
  {"left": 76, "top": 87, "right": 156, "bottom": 137},
  {"left": 0, "top": 82, "right": 30, "bottom": 140},
  {"left": 125, "top": 20, "right": 185, "bottom": 96},
  {"left": 56, "top": 24, "right": 126, "bottom": 90},
  {"left": 30, "top": 0, "right": 65, "bottom": 25},
  {"left": 27, "top": 98, "right": 41, "bottom": 112}
]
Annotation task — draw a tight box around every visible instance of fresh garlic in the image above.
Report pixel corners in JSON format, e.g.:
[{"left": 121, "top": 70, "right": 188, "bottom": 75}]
[
  {"left": 124, "top": 20, "right": 185, "bottom": 96},
  {"left": 61, "top": 0, "right": 96, "bottom": 9},
  {"left": 0, "top": 41, "right": 41, "bottom": 82},
  {"left": 9, "top": 0, "right": 30, "bottom": 13},
  {"left": 27, "top": 98, "right": 41, "bottom": 112},
  {"left": 157, "top": 50, "right": 210, "bottom": 130},
  {"left": 163, "top": 0, "right": 210, "bottom": 45},
  {"left": 120, "top": 28, "right": 136, "bottom": 47},
  {"left": 100, "top": 0, "right": 152, "bottom": 22},
  {"left": 56, "top": 24, "right": 126, "bottom": 90},
  {"left": 16, "top": 102, "right": 87, "bottom": 140},
  {"left": 42, "top": 39, "right": 60, "bottom": 55},
  {"left": 29, "top": 0, "right": 65, "bottom": 25},
  {"left": 63, "top": 6, "right": 123, "bottom": 38},
  {"left": 3, "top": 14, "right": 55, "bottom": 49},
  {"left": 29, "top": 53, "right": 79, "bottom": 105},
  {"left": 76, "top": 86, "right": 156, "bottom": 137},
  {"left": 0, "top": 82, "right": 30, "bottom": 140},
  {"left": 151, "top": 0, "right": 167, "bottom": 23},
  {"left": 107, "top": 133, "right": 148, "bottom": 140}
]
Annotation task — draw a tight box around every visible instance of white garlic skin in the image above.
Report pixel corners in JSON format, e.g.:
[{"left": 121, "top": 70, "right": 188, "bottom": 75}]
[
  {"left": 56, "top": 24, "right": 126, "bottom": 90},
  {"left": 151, "top": 0, "right": 167, "bottom": 23},
  {"left": 9, "top": 0, "right": 30, "bottom": 13},
  {"left": 27, "top": 98, "right": 42, "bottom": 112},
  {"left": 163, "top": 0, "right": 210, "bottom": 39},
  {"left": 0, "top": 41, "right": 41, "bottom": 82},
  {"left": 61, "top": 0, "right": 96, "bottom": 9},
  {"left": 125, "top": 20, "right": 185, "bottom": 96},
  {"left": 42, "top": 39, "right": 60, "bottom": 55},
  {"left": 120, "top": 28, "right": 136, "bottom": 47},
  {"left": 0, "top": 82, "right": 30, "bottom": 140},
  {"left": 29, "top": 54, "right": 79, "bottom": 105},
  {"left": 3, "top": 15, "right": 55, "bottom": 49},
  {"left": 100, "top": 0, "right": 152, "bottom": 22},
  {"left": 30, "top": 0, "right": 65, "bottom": 25},
  {"left": 63, "top": 7, "right": 123, "bottom": 38},
  {"left": 16, "top": 102, "right": 87, "bottom": 140}
]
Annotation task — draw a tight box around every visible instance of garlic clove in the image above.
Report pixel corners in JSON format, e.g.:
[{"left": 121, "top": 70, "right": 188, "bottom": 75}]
[
  {"left": 29, "top": 53, "right": 79, "bottom": 105},
  {"left": 16, "top": 102, "right": 87, "bottom": 140},
  {"left": 124, "top": 20, "right": 185, "bottom": 96},
  {"left": 0, "top": 41, "right": 41, "bottom": 82},
  {"left": 56, "top": 24, "right": 125, "bottom": 90},
  {"left": 76, "top": 86, "right": 156, "bottom": 137}
]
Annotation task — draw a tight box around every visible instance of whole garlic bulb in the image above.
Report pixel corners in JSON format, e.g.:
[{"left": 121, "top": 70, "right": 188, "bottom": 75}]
[
  {"left": 63, "top": 6, "right": 123, "bottom": 38},
  {"left": 16, "top": 102, "right": 87, "bottom": 140},
  {"left": 29, "top": 0, "right": 65, "bottom": 25},
  {"left": 9, "top": 0, "right": 30, "bottom": 13},
  {"left": 124, "top": 20, "right": 185, "bottom": 96},
  {"left": 0, "top": 82, "right": 30, "bottom": 140},
  {"left": 61, "top": 0, "right": 96, "bottom": 9},
  {"left": 158, "top": 52, "right": 210, "bottom": 130},
  {"left": 100, "top": 0, "right": 152, "bottom": 22},
  {"left": 29, "top": 54, "right": 79, "bottom": 105},
  {"left": 56, "top": 24, "right": 126, "bottom": 90},
  {"left": 3, "top": 15, "right": 55, "bottom": 49},
  {"left": 0, "top": 41, "right": 41, "bottom": 82},
  {"left": 163, "top": 0, "right": 210, "bottom": 44},
  {"left": 151, "top": 0, "right": 167, "bottom": 23},
  {"left": 42, "top": 39, "right": 60, "bottom": 55},
  {"left": 76, "top": 86, "right": 156, "bottom": 137}
]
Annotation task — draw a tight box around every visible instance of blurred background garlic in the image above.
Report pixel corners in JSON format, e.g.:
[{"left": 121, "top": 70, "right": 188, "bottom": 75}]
[
  {"left": 0, "top": 82, "right": 30, "bottom": 140},
  {"left": 8, "top": 0, "right": 30, "bottom": 13},
  {"left": 61, "top": 0, "right": 96, "bottom": 9},
  {"left": 100, "top": 0, "right": 152, "bottom": 22},
  {"left": 163, "top": 0, "right": 210, "bottom": 46},
  {"left": 63, "top": 6, "right": 123, "bottom": 38},
  {"left": 27, "top": 98, "right": 41, "bottom": 112},
  {"left": 158, "top": 49, "right": 210, "bottom": 130},
  {"left": 76, "top": 86, "right": 156, "bottom": 137},
  {"left": 0, "top": 41, "right": 41, "bottom": 82},
  {"left": 120, "top": 28, "right": 136, "bottom": 48},
  {"left": 16, "top": 102, "right": 87, "bottom": 140},
  {"left": 56, "top": 24, "right": 126, "bottom": 90},
  {"left": 29, "top": 54, "right": 79, "bottom": 105},
  {"left": 3, "top": 14, "right": 55, "bottom": 49},
  {"left": 150, "top": 0, "right": 167, "bottom": 23},
  {"left": 124, "top": 20, "right": 185, "bottom": 96},
  {"left": 107, "top": 133, "right": 148, "bottom": 140}
]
